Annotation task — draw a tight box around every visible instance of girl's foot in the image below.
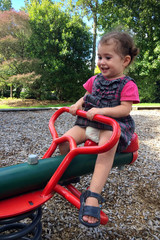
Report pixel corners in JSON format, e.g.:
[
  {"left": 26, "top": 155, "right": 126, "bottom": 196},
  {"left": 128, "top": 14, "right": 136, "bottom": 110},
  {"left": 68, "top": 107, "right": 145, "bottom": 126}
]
[
  {"left": 82, "top": 197, "right": 99, "bottom": 224},
  {"left": 79, "top": 190, "right": 104, "bottom": 227}
]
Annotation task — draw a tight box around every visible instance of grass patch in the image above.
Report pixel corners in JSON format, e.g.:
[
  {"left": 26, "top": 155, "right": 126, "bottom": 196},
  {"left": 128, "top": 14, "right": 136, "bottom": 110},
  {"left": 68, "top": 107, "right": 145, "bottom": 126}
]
[
  {"left": 0, "top": 103, "right": 71, "bottom": 109},
  {"left": 133, "top": 103, "right": 160, "bottom": 106},
  {"left": 25, "top": 103, "right": 71, "bottom": 108}
]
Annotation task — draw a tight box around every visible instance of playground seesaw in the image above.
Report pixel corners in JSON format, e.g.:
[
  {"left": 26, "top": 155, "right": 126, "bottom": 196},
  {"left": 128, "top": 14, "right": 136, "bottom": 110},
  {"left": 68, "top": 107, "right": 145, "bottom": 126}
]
[{"left": 0, "top": 107, "right": 139, "bottom": 239}]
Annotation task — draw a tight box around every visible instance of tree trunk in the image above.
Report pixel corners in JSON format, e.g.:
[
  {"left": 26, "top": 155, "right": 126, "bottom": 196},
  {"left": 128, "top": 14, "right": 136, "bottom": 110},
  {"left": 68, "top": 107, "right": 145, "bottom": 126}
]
[
  {"left": 10, "top": 84, "right": 13, "bottom": 98},
  {"left": 91, "top": 13, "right": 97, "bottom": 75}
]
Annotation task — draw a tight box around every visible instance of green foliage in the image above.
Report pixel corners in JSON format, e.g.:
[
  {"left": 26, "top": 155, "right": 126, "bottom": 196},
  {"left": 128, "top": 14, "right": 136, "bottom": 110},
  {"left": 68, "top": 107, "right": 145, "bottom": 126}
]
[
  {"left": 99, "top": 0, "right": 160, "bottom": 102},
  {"left": 64, "top": 0, "right": 100, "bottom": 73},
  {"left": 27, "top": 0, "right": 92, "bottom": 101},
  {"left": 0, "top": 58, "right": 42, "bottom": 97},
  {"left": 0, "top": 0, "right": 11, "bottom": 11}
]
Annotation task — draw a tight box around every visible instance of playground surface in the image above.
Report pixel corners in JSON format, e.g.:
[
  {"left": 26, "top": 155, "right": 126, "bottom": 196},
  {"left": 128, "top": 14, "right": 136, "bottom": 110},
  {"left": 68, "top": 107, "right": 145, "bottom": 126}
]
[{"left": 0, "top": 109, "right": 160, "bottom": 239}]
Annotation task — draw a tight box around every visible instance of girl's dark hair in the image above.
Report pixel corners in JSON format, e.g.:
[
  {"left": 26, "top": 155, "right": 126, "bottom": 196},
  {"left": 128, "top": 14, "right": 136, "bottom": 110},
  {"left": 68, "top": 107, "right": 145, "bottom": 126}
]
[{"left": 99, "top": 31, "right": 139, "bottom": 64}]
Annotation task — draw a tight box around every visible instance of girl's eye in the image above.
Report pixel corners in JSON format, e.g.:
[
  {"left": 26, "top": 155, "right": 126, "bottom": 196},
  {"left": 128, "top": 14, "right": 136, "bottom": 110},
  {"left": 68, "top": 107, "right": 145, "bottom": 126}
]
[
  {"left": 97, "top": 56, "right": 111, "bottom": 60},
  {"left": 106, "top": 56, "right": 111, "bottom": 60}
]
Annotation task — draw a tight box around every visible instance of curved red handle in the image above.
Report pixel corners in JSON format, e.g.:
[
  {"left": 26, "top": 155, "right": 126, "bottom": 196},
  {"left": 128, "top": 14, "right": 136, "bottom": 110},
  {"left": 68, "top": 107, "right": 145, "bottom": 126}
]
[{"left": 48, "top": 107, "right": 121, "bottom": 154}]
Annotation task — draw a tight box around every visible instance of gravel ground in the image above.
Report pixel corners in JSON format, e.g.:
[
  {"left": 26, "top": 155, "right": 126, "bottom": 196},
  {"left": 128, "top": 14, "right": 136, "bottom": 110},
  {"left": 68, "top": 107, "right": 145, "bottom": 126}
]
[{"left": 0, "top": 109, "right": 160, "bottom": 240}]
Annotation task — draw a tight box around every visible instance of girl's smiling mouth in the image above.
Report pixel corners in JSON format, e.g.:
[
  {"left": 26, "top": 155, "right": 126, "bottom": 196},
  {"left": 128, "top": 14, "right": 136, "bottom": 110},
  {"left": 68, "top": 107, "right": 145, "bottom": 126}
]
[{"left": 101, "top": 67, "right": 109, "bottom": 72}]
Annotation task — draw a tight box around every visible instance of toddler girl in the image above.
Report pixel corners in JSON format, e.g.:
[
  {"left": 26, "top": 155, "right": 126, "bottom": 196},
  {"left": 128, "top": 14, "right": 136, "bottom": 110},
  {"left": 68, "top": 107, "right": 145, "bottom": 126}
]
[{"left": 59, "top": 31, "right": 140, "bottom": 227}]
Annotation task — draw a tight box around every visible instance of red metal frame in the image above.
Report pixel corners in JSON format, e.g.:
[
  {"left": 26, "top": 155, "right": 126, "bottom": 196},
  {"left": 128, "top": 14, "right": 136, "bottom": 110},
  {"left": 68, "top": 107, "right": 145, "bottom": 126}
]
[{"left": 0, "top": 107, "right": 120, "bottom": 225}]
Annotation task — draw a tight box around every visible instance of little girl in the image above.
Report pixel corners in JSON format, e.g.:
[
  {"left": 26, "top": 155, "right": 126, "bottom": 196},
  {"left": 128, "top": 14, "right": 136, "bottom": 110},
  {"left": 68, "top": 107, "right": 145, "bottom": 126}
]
[{"left": 59, "top": 31, "right": 140, "bottom": 227}]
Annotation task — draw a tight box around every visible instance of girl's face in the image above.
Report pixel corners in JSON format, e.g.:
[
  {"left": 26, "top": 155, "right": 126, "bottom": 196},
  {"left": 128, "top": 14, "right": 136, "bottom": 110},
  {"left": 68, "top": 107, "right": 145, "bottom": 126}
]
[{"left": 97, "top": 41, "right": 130, "bottom": 80}]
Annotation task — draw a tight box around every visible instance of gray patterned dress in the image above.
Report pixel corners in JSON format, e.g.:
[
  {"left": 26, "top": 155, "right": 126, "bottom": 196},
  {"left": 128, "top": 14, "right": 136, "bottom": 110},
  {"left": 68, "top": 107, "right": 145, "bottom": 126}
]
[{"left": 75, "top": 74, "right": 136, "bottom": 152}]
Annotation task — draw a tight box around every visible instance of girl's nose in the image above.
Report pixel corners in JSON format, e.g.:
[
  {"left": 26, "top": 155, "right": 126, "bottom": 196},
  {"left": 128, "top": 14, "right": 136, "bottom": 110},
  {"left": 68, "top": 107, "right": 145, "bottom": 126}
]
[{"left": 100, "top": 58, "right": 106, "bottom": 65}]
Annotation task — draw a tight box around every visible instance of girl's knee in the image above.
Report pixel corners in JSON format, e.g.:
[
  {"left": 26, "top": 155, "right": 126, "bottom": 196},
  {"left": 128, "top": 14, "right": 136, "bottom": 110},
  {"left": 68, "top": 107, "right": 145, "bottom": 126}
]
[
  {"left": 59, "top": 142, "right": 70, "bottom": 155},
  {"left": 99, "top": 130, "right": 113, "bottom": 144}
]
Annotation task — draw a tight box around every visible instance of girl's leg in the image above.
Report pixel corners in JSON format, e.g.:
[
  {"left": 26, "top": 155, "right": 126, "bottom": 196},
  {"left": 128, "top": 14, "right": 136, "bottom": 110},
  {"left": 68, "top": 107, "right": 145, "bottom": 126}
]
[
  {"left": 83, "top": 130, "right": 119, "bottom": 224},
  {"left": 59, "top": 125, "right": 86, "bottom": 155}
]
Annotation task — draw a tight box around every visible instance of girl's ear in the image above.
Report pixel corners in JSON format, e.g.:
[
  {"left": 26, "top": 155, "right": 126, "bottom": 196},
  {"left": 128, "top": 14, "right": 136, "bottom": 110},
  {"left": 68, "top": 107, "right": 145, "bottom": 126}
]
[{"left": 123, "top": 55, "right": 131, "bottom": 67}]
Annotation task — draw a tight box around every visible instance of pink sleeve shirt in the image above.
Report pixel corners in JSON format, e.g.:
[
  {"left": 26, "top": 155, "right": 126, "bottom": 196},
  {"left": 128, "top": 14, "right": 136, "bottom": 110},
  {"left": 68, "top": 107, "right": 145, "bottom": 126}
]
[{"left": 83, "top": 75, "right": 140, "bottom": 104}]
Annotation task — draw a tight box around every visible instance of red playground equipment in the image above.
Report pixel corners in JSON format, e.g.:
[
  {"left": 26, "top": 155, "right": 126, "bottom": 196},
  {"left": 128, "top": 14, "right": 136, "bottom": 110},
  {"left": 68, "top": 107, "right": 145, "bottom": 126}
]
[{"left": 0, "top": 107, "right": 139, "bottom": 239}]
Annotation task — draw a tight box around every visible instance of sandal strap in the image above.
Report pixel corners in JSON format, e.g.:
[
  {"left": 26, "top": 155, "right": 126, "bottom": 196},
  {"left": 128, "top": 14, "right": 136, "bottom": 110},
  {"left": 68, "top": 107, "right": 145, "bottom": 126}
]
[
  {"left": 83, "top": 205, "right": 100, "bottom": 219},
  {"left": 83, "top": 190, "right": 105, "bottom": 204}
]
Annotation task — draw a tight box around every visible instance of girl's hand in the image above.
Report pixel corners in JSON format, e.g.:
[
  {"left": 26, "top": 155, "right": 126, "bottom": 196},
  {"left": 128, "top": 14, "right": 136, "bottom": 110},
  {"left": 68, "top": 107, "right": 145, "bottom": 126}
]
[
  {"left": 69, "top": 95, "right": 87, "bottom": 116},
  {"left": 69, "top": 104, "right": 81, "bottom": 116},
  {"left": 86, "top": 108, "right": 103, "bottom": 121}
]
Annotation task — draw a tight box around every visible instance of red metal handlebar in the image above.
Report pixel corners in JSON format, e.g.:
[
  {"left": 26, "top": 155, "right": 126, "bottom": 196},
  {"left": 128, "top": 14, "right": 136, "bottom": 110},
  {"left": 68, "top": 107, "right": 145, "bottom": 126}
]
[{"left": 45, "top": 107, "right": 121, "bottom": 155}]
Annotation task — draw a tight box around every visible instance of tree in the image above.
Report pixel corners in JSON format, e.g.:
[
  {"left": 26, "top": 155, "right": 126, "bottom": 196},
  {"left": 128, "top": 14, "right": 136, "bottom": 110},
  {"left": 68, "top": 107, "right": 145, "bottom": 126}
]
[
  {"left": 62, "top": 0, "right": 101, "bottom": 74},
  {"left": 0, "top": 0, "right": 11, "bottom": 11},
  {"left": 0, "top": 10, "right": 41, "bottom": 97},
  {"left": 0, "top": 10, "right": 31, "bottom": 59},
  {"left": 27, "top": 0, "right": 92, "bottom": 100},
  {"left": 99, "top": 0, "right": 160, "bottom": 102},
  {"left": 76, "top": 0, "right": 99, "bottom": 74}
]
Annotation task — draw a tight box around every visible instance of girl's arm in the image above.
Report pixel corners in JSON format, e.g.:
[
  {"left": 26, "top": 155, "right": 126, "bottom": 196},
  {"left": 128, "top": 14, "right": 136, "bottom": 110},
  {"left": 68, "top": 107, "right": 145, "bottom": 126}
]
[
  {"left": 86, "top": 101, "right": 133, "bottom": 120},
  {"left": 69, "top": 91, "right": 90, "bottom": 116}
]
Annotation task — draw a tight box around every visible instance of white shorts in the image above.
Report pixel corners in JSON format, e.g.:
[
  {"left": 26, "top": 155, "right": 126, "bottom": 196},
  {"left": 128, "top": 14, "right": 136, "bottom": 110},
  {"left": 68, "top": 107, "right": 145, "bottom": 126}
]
[{"left": 86, "top": 126, "right": 100, "bottom": 143}]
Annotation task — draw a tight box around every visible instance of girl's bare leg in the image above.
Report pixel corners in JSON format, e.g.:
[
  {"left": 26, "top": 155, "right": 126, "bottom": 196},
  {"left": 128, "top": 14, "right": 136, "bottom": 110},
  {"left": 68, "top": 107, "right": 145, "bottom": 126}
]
[
  {"left": 59, "top": 125, "right": 86, "bottom": 155},
  {"left": 83, "top": 130, "right": 118, "bottom": 224}
]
